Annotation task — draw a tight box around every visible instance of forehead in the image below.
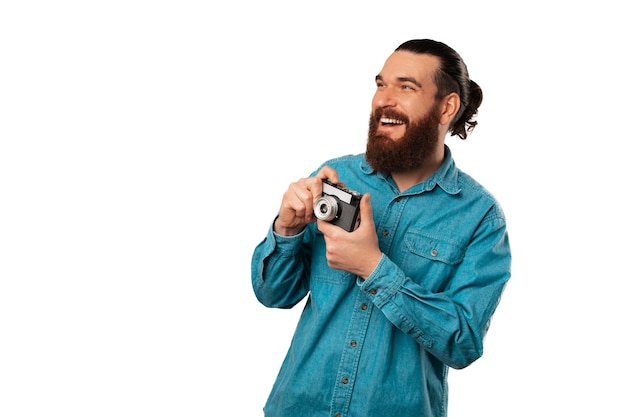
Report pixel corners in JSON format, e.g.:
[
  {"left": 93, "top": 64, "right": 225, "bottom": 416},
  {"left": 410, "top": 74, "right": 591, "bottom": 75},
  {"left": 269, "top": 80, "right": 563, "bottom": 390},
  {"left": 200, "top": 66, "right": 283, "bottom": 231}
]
[{"left": 378, "top": 51, "right": 441, "bottom": 86}]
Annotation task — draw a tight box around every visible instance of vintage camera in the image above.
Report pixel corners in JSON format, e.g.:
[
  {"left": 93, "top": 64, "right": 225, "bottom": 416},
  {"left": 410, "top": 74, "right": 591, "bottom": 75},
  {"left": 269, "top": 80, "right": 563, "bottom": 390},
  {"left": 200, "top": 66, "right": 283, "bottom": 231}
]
[{"left": 313, "top": 179, "right": 362, "bottom": 232}]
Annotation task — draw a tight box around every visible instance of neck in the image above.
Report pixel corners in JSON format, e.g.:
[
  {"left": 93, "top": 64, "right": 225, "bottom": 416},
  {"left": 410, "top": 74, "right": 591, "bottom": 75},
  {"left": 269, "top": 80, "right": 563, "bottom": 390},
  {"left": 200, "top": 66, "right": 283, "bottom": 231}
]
[{"left": 391, "top": 146, "right": 445, "bottom": 193}]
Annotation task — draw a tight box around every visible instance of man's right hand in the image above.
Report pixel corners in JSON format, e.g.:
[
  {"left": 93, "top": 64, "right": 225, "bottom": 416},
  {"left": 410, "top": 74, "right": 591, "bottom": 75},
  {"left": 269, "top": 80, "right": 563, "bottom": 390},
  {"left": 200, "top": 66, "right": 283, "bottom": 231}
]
[{"left": 273, "top": 166, "right": 339, "bottom": 236}]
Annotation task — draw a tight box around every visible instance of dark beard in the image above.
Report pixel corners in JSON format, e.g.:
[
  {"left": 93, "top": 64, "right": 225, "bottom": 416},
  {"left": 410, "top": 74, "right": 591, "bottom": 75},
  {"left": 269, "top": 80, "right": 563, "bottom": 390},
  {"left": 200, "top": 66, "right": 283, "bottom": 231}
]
[{"left": 365, "top": 105, "right": 440, "bottom": 174}]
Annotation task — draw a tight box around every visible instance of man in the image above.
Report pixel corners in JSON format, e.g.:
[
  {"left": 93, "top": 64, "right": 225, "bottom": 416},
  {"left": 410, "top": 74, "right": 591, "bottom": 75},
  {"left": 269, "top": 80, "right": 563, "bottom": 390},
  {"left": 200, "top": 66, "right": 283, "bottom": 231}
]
[{"left": 251, "top": 39, "right": 511, "bottom": 417}]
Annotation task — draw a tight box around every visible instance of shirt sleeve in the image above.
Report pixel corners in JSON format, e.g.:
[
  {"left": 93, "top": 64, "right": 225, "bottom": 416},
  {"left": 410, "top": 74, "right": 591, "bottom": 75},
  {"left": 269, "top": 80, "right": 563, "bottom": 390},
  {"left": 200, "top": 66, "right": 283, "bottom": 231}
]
[
  {"left": 251, "top": 221, "right": 312, "bottom": 309},
  {"left": 357, "top": 209, "right": 511, "bottom": 369}
]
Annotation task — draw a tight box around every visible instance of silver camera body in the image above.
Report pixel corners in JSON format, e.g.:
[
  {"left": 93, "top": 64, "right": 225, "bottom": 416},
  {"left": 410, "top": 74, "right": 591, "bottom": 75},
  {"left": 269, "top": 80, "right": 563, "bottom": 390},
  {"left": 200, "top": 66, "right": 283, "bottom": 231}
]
[{"left": 313, "top": 179, "right": 362, "bottom": 232}]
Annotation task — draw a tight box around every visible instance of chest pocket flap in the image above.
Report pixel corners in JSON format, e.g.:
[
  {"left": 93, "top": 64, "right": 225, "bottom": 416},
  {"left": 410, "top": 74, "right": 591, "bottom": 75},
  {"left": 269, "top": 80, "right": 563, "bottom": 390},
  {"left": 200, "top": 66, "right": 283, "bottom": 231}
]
[{"left": 404, "top": 229, "right": 465, "bottom": 265}]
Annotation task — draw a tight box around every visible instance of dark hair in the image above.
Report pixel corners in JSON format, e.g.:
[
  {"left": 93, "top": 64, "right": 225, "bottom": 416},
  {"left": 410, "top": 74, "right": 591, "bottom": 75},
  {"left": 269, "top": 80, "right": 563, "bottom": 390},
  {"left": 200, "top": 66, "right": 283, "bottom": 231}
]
[{"left": 396, "top": 39, "right": 482, "bottom": 139}]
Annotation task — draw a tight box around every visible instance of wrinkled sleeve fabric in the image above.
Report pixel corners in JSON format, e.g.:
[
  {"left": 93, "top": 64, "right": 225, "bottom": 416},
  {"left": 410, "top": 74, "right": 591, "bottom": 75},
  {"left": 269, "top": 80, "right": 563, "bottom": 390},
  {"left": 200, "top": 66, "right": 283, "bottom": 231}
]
[
  {"left": 251, "top": 221, "right": 312, "bottom": 309},
  {"left": 358, "top": 206, "right": 511, "bottom": 369}
]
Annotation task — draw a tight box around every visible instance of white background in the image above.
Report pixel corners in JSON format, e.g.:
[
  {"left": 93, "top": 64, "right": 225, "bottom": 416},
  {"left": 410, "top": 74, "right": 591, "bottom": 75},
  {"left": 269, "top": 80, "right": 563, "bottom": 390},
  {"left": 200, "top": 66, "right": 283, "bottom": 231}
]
[{"left": 1, "top": 1, "right": 624, "bottom": 416}]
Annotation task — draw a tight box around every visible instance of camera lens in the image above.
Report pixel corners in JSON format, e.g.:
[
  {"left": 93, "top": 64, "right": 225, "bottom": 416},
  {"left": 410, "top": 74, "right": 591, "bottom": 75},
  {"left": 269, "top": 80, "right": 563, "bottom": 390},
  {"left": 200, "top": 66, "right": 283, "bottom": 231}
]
[{"left": 314, "top": 196, "right": 340, "bottom": 221}]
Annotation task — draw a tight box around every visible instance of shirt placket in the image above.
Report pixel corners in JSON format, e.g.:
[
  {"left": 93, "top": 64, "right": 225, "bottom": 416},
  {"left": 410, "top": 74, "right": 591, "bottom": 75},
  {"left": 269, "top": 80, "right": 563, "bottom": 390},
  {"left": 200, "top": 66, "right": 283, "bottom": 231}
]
[
  {"left": 330, "top": 290, "right": 373, "bottom": 417},
  {"left": 330, "top": 192, "right": 411, "bottom": 416}
]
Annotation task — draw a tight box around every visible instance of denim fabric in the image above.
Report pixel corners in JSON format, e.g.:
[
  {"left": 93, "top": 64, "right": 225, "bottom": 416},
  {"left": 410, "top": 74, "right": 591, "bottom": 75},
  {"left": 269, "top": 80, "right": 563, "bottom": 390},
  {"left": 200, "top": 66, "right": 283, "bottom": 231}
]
[{"left": 251, "top": 146, "right": 511, "bottom": 417}]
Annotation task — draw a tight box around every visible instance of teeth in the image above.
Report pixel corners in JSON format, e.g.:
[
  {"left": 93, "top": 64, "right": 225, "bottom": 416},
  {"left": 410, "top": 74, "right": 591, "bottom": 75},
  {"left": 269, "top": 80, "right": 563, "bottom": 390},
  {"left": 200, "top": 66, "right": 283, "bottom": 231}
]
[{"left": 381, "top": 117, "right": 403, "bottom": 125}]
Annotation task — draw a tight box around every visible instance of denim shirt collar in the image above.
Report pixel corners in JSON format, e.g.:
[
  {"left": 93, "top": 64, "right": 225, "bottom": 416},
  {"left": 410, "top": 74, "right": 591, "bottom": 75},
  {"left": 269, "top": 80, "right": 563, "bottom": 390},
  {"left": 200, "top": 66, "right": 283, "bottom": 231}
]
[{"left": 359, "top": 144, "right": 461, "bottom": 195}]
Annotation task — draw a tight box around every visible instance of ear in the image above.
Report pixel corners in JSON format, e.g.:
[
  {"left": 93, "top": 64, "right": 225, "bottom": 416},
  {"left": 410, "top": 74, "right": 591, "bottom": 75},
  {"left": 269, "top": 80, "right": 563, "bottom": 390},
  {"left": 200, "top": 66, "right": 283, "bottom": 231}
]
[{"left": 439, "top": 92, "right": 461, "bottom": 126}]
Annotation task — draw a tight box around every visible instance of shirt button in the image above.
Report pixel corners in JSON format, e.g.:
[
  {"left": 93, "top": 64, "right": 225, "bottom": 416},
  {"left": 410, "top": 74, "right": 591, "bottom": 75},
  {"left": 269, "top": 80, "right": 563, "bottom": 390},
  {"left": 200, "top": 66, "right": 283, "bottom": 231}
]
[
  {"left": 335, "top": 413, "right": 341, "bottom": 417},
  {"left": 360, "top": 303, "right": 368, "bottom": 310},
  {"left": 341, "top": 377, "right": 349, "bottom": 384},
  {"left": 350, "top": 340, "right": 357, "bottom": 347},
  {"left": 431, "top": 249, "right": 438, "bottom": 257},
  {"left": 382, "top": 229, "right": 389, "bottom": 236},
  {"left": 369, "top": 289, "right": 377, "bottom": 295}
]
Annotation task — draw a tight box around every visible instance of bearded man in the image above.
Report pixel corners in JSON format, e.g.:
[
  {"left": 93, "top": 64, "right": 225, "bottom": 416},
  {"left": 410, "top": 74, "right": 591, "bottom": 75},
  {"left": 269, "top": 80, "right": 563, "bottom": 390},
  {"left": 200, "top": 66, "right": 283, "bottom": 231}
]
[{"left": 251, "top": 39, "right": 512, "bottom": 417}]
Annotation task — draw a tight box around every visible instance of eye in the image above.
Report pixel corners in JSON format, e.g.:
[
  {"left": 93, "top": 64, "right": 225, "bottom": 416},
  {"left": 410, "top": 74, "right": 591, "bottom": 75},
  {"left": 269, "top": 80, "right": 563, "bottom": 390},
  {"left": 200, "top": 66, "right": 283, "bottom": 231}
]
[{"left": 401, "top": 84, "right": 416, "bottom": 91}]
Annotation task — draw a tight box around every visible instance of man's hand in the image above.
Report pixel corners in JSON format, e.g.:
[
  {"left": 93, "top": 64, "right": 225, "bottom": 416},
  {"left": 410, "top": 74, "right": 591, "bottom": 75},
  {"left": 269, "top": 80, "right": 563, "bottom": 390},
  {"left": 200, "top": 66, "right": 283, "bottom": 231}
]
[
  {"left": 273, "top": 166, "right": 339, "bottom": 236},
  {"left": 317, "top": 193, "right": 382, "bottom": 278}
]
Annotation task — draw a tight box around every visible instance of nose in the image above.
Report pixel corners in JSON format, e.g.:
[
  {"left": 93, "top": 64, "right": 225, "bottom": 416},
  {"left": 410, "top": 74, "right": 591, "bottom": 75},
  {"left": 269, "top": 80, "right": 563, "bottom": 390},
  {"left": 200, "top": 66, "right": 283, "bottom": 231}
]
[{"left": 373, "top": 87, "right": 396, "bottom": 109}]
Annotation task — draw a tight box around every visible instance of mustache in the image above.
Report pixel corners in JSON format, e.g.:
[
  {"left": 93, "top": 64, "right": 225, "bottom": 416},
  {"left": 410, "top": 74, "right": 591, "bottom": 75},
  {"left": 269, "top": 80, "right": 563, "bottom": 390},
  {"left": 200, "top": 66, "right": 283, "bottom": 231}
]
[{"left": 372, "top": 107, "right": 409, "bottom": 124}]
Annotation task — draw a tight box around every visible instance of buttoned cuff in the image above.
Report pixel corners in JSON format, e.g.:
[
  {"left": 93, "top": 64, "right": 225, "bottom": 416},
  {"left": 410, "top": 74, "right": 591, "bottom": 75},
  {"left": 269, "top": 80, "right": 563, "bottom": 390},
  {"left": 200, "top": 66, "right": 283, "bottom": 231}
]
[{"left": 357, "top": 254, "right": 405, "bottom": 307}]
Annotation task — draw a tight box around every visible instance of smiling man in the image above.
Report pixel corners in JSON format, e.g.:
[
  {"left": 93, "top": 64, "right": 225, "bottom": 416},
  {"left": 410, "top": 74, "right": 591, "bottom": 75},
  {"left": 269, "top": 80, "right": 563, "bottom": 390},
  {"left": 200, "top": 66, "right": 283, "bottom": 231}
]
[{"left": 252, "top": 39, "right": 512, "bottom": 417}]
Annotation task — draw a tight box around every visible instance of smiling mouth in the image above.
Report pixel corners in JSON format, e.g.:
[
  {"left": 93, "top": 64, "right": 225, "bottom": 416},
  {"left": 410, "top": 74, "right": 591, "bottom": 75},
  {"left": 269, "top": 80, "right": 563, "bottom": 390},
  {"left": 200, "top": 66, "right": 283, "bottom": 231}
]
[{"left": 380, "top": 117, "right": 405, "bottom": 126}]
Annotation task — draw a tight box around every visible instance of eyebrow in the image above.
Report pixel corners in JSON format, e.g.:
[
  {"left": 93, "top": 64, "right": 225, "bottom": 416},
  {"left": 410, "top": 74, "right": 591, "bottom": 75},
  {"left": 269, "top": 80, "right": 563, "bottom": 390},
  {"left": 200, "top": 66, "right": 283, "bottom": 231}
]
[{"left": 375, "top": 75, "right": 422, "bottom": 88}]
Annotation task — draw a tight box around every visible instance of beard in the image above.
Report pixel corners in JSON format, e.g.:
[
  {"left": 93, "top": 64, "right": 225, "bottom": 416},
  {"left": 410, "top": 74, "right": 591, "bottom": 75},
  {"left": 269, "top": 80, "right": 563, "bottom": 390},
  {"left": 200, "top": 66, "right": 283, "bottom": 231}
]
[{"left": 365, "top": 105, "right": 440, "bottom": 174}]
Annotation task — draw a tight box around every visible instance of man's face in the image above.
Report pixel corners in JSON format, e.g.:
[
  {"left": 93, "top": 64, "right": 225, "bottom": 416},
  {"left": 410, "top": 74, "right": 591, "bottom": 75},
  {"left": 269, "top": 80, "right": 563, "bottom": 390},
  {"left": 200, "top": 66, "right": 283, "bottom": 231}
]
[{"left": 365, "top": 51, "right": 443, "bottom": 173}]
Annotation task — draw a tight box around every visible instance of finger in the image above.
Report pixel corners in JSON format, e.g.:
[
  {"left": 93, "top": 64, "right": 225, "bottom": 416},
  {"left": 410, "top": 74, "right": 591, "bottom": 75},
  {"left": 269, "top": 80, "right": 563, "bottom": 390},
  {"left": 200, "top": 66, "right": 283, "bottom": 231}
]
[
  {"left": 358, "top": 193, "right": 374, "bottom": 226},
  {"left": 315, "top": 166, "right": 339, "bottom": 184},
  {"left": 283, "top": 180, "right": 311, "bottom": 214},
  {"left": 304, "top": 176, "right": 324, "bottom": 200}
]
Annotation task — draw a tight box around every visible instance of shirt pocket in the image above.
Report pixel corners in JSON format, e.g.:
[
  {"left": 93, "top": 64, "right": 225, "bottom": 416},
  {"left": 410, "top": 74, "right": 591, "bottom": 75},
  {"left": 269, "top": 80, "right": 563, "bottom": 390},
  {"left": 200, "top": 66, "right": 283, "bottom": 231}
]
[{"left": 401, "top": 229, "right": 466, "bottom": 292}]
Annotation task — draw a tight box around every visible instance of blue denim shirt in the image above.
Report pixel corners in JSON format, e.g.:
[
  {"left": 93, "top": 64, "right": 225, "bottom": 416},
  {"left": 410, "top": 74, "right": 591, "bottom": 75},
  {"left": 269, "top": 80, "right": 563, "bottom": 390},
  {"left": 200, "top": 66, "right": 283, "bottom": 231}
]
[{"left": 251, "top": 146, "right": 511, "bottom": 417}]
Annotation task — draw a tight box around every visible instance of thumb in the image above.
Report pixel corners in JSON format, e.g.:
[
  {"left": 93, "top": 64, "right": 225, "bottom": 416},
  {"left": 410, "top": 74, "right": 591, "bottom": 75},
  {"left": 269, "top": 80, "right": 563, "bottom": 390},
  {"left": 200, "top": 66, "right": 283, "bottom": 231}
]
[{"left": 359, "top": 193, "right": 374, "bottom": 225}]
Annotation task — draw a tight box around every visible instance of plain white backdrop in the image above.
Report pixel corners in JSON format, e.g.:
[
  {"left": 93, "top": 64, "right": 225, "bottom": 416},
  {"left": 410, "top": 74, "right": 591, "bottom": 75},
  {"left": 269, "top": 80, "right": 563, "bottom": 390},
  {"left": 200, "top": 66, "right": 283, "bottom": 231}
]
[{"left": 1, "top": 1, "right": 624, "bottom": 416}]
